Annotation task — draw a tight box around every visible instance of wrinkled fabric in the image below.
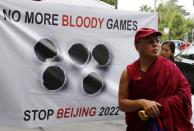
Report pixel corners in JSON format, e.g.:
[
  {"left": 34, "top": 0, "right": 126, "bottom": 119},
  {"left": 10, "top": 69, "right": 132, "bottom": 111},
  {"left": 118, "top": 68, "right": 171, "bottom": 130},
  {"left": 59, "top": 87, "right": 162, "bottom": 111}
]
[{"left": 125, "top": 56, "right": 193, "bottom": 131}]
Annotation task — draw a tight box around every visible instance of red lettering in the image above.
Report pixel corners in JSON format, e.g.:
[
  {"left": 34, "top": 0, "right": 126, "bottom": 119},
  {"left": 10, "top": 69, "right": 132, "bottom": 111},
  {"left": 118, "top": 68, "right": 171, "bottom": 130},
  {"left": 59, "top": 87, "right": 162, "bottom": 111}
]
[
  {"left": 61, "top": 15, "right": 104, "bottom": 29},
  {"left": 79, "top": 107, "right": 82, "bottom": 117},
  {"left": 72, "top": 108, "right": 79, "bottom": 117},
  {"left": 56, "top": 107, "right": 96, "bottom": 119},
  {"left": 76, "top": 16, "right": 83, "bottom": 28},
  {"left": 69, "top": 16, "right": 75, "bottom": 27},
  {"left": 91, "top": 17, "right": 97, "bottom": 28},
  {"left": 64, "top": 108, "right": 71, "bottom": 118},
  {"left": 89, "top": 107, "right": 96, "bottom": 116},
  {"left": 57, "top": 108, "right": 64, "bottom": 119},
  {"left": 98, "top": 18, "right": 104, "bottom": 29},
  {"left": 83, "top": 17, "right": 90, "bottom": 28},
  {"left": 61, "top": 15, "right": 68, "bottom": 26}
]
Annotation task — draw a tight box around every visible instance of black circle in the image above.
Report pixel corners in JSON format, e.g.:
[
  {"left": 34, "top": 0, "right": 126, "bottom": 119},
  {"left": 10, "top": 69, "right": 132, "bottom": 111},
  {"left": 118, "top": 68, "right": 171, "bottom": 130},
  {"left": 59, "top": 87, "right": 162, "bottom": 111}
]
[
  {"left": 92, "top": 44, "right": 111, "bottom": 67},
  {"left": 34, "top": 38, "right": 58, "bottom": 62},
  {"left": 43, "top": 66, "right": 65, "bottom": 91},
  {"left": 83, "top": 72, "right": 103, "bottom": 96},
  {"left": 68, "top": 43, "right": 90, "bottom": 65}
]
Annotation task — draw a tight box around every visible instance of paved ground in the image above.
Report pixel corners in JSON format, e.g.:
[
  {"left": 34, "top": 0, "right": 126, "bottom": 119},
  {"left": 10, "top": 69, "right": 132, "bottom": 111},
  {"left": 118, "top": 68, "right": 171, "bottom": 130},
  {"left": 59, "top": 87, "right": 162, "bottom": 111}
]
[{"left": 0, "top": 120, "right": 126, "bottom": 131}]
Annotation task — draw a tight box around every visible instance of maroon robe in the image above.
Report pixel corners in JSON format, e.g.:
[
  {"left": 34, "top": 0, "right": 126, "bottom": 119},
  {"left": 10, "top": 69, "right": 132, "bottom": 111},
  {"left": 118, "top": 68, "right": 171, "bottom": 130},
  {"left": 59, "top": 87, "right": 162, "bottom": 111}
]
[{"left": 126, "top": 56, "right": 193, "bottom": 131}]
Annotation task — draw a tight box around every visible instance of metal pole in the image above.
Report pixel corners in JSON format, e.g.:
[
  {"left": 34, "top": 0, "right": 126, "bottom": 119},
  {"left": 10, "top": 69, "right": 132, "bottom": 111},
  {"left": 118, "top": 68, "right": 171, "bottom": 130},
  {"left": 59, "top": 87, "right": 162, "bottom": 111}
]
[
  {"left": 192, "top": 29, "right": 194, "bottom": 43},
  {"left": 115, "top": 0, "right": 118, "bottom": 9},
  {"left": 154, "top": 0, "right": 157, "bottom": 12}
]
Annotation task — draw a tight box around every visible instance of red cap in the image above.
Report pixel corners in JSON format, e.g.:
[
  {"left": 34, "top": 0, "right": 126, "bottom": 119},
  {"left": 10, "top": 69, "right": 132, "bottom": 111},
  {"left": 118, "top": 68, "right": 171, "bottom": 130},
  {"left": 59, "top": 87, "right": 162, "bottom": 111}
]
[{"left": 135, "top": 28, "right": 162, "bottom": 44}]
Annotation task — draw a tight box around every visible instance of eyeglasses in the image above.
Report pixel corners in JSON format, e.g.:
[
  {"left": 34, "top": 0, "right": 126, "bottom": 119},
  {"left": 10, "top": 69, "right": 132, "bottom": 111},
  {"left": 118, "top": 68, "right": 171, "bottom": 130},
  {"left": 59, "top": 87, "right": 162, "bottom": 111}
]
[{"left": 139, "top": 37, "right": 161, "bottom": 45}]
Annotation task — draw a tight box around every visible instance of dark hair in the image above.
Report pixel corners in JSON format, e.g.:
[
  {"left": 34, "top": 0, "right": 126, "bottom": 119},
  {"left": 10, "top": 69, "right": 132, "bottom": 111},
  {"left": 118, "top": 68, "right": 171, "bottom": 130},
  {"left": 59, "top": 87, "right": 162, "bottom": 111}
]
[{"left": 161, "top": 41, "right": 175, "bottom": 62}]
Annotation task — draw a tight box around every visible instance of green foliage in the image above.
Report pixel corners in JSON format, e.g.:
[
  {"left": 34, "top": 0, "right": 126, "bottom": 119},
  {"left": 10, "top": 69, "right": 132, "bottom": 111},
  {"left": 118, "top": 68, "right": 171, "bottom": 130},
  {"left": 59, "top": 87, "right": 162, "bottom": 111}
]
[
  {"left": 140, "top": 5, "right": 154, "bottom": 12},
  {"left": 99, "top": 0, "right": 115, "bottom": 5},
  {"left": 140, "top": 0, "right": 194, "bottom": 42}
]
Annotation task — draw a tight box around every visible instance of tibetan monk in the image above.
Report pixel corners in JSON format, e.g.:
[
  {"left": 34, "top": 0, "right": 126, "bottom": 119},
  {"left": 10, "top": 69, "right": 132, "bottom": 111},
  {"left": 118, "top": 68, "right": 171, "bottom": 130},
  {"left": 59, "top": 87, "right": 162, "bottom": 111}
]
[{"left": 118, "top": 28, "right": 193, "bottom": 131}]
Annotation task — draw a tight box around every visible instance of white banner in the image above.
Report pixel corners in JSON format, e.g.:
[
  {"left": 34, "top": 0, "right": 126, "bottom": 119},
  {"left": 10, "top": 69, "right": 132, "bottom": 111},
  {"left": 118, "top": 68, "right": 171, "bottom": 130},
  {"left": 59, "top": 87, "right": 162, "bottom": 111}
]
[{"left": 0, "top": 0, "right": 158, "bottom": 127}]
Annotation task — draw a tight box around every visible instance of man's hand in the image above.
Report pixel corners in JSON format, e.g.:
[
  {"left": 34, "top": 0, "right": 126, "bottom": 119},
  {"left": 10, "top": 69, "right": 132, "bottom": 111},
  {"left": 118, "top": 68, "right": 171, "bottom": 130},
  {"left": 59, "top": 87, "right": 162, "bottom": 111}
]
[{"left": 140, "top": 99, "right": 162, "bottom": 118}]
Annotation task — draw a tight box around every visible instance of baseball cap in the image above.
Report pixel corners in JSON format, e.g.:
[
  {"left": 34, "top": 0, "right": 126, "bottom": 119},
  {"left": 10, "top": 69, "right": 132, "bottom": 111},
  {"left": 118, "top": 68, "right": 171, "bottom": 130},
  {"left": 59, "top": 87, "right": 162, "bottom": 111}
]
[{"left": 135, "top": 28, "right": 162, "bottom": 44}]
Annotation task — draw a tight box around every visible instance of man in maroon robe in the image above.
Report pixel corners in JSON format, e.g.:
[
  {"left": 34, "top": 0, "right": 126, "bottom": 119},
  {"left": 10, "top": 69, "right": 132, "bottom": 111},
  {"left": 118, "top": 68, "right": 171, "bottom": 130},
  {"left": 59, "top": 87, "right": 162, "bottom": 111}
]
[{"left": 118, "top": 28, "right": 193, "bottom": 131}]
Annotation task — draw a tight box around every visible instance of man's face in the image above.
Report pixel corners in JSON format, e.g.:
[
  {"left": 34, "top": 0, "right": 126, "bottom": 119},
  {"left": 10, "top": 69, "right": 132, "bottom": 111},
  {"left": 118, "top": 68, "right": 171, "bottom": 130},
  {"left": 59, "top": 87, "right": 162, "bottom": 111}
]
[{"left": 136, "top": 35, "right": 161, "bottom": 58}]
